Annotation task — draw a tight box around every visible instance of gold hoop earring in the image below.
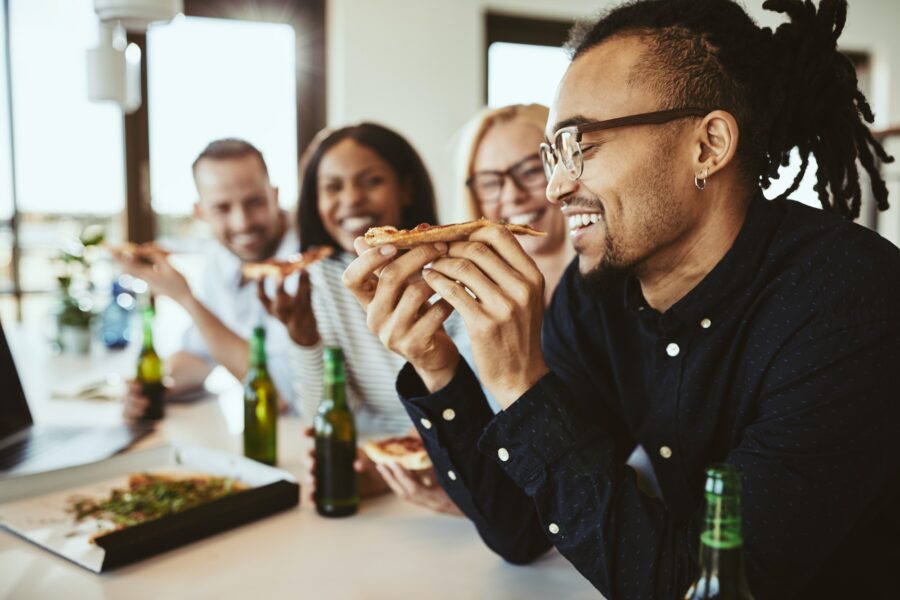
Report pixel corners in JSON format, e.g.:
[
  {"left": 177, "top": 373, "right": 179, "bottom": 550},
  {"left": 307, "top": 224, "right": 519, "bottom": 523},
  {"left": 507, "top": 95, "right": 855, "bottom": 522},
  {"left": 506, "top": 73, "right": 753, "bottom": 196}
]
[{"left": 694, "top": 168, "right": 709, "bottom": 190}]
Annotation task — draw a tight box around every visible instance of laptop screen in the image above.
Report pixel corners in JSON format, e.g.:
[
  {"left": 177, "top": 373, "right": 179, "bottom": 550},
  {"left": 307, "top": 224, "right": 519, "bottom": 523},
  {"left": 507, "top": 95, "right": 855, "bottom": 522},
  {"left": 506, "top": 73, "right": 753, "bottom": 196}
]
[{"left": 0, "top": 319, "right": 34, "bottom": 438}]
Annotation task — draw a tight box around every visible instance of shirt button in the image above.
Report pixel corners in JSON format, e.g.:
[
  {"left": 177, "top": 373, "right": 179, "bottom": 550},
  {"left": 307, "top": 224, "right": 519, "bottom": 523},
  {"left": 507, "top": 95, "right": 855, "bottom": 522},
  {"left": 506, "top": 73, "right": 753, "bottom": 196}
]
[
  {"left": 420, "top": 418, "right": 432, "bottom": 429},
  {"left": 442, "top": 408, "right": 456, "bottom": 421},
  {"left": 497, "top": 448, "right": 510, "bottom": 462},
  {"left": 447, "top": 470, "right": 457, "bottom": 481},
  {"left": 666, "top": 343, "right": 680, "bottom": 357},
  {"left": 700, "top": 318, "right": 712, "bottom": 329},
  {"left": 659, "top": 446, "right": 673, "bottom": 459},
  {"left": 548, "top": 523, "right": 560, "bottom": 535}
]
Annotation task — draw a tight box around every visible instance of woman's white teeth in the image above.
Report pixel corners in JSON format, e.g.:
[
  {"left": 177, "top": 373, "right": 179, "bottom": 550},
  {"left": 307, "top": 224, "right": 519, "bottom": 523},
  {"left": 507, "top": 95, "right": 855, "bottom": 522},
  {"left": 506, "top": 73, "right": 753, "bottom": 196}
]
[
  {"left": 507, "top": 211, "right": 540, "bottom": 226},
  {"left": 342, "top": 216, "right": 376, "bottom": 231},
  {"left": 567, "top": 213, "right": 601, "bottom": 230}
]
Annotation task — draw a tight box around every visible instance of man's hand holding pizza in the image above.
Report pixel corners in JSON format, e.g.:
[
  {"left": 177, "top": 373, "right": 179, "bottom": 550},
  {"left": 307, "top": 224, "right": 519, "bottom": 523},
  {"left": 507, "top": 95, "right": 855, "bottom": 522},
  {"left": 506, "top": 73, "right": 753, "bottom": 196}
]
[
  {"left": 421, "top": 225, "right": 549, "bottom": 409},
  {"left": 342, "top": 240, "right": 460, "bottom": 393}
]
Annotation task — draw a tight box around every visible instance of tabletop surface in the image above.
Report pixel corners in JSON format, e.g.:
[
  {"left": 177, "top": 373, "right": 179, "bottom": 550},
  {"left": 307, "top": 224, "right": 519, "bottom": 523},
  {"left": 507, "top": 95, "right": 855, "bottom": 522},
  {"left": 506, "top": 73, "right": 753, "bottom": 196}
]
[{"left": 0, "top": 327, "right": 602, "bottom": 600}]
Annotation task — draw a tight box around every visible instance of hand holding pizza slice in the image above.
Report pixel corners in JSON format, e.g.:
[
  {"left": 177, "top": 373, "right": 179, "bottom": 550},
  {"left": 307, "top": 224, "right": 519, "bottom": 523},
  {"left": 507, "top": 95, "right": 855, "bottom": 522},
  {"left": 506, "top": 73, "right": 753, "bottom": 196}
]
[
  {"left": 241, "top": 246, "right": 333, "bottom": 281},
  {"left": 364, "top": 218, "right": 546, "bottom": 249}
]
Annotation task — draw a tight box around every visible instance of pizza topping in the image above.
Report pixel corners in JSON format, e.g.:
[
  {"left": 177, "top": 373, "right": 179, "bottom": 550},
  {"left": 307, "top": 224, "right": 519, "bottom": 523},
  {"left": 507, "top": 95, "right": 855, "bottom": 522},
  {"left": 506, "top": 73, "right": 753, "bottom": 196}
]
[{"left": 68, "top": 473, "right": 245, "bottom": 530}]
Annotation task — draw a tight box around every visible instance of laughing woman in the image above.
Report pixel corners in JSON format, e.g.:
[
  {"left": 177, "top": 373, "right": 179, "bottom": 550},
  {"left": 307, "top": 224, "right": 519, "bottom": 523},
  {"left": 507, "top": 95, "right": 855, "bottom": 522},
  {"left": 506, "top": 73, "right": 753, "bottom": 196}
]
[
  {"left": 459, "top": 104, "right": 573, "bottom": 306},
  {"left": 260, "top": 123, "right": 440, "bottom": 435}
]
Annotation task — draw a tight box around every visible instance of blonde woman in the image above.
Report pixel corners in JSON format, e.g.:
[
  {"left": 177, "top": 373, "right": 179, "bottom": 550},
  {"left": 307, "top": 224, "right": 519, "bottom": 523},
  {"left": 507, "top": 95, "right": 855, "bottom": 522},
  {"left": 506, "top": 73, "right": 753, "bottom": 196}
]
[
  {"left": 460, "top": 104, "right": 573, "bottom": 306},
  {"left": 377, "top": 105, "right": 574, "bottom": 514}
]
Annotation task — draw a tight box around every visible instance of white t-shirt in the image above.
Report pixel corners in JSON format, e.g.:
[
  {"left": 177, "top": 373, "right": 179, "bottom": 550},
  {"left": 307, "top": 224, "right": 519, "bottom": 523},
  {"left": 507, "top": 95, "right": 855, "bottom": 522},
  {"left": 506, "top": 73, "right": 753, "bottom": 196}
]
[{"left": 180, "top": 229, "right": 298, "bottom": 406}]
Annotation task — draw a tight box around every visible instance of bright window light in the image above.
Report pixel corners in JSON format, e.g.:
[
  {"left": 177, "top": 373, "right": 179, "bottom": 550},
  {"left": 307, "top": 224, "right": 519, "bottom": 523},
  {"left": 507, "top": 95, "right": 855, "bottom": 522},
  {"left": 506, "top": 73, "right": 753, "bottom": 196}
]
[
  {"left": 8, "top": 0, "right": 125, "bottom": 215},
  {"left": 488, "top": 42, "right": 570, "bottom": 109},
  {"left": 147, "top": 17, "right": 298, "bottom": 215}
]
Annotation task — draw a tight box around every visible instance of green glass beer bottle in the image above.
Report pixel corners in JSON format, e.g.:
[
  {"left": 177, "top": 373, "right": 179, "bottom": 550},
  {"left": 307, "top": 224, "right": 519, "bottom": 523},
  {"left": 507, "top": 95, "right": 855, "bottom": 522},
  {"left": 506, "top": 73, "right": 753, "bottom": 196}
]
[
  {"left": 314, "top": 347, "right": 358, "bottom": 517},
  {"left": 684, "top": 463, "right": 754, "bottom": 600},
  {"left": 136, "top": 303, "right": 165, "bottom": 421},
  {"left": 243, "top": 326, "right": 278, "bottom": 466}
]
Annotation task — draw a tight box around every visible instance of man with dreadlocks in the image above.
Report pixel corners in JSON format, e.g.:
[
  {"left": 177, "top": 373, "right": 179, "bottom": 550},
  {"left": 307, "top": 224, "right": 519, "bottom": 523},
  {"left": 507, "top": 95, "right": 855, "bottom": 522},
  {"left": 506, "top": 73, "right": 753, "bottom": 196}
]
[{"left": 343, "top": 0, "right": 900, "bottom": 597}]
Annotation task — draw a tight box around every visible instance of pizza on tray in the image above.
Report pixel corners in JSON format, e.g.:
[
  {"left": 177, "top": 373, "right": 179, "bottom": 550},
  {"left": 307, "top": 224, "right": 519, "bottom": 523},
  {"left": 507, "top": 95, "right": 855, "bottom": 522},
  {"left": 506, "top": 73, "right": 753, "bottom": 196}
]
[
  {"left": 362, "top": 435, "right": 432, "bottom": 471},
  {"left": 241, "top": 246, "right": 333, "bottom": 281},
  {"left": 364, "top": 218, "right": 546, "bottom": 249},
  {"left": 68, "top": 472, "right": 245, "bottom": 540}
]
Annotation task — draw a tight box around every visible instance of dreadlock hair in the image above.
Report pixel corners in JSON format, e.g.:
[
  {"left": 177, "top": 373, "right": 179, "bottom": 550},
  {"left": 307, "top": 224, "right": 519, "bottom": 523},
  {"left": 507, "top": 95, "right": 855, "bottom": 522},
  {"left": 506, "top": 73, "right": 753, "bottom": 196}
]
[{"left": 567, "top": 0, "right": 894, "bottom": 219}]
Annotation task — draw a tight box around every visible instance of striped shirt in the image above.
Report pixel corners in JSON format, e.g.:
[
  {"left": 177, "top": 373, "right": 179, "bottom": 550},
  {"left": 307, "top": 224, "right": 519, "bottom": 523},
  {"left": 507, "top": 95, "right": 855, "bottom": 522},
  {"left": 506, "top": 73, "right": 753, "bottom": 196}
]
[{"left": 289, "top": 252, "right": 471, "bottom": 436}]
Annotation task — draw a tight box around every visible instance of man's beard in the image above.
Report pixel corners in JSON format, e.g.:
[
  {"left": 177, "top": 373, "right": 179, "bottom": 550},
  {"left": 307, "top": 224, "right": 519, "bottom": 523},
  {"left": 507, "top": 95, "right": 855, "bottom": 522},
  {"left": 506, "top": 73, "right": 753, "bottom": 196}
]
[{"left": 579, "top": 231, "right": 630, "bottom": 296}]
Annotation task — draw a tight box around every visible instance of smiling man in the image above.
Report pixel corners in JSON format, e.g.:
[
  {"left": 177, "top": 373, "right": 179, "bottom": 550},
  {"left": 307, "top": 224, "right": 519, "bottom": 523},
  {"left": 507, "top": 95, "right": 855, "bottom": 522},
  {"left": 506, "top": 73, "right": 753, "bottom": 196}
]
[
  {"left": 115, "top": 139, "right": 296, "bottom": 414},
  {"left": 343, "top": 0, "right": 900, "bottom": 597}
]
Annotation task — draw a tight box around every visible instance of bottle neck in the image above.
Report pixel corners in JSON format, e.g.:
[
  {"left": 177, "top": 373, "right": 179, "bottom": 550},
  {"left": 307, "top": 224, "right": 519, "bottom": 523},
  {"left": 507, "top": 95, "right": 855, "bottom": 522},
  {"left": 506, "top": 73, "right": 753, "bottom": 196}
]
[
  {"left": 249, "top": 333, "right": 267, "bottom": 370},
  {"left": 323, "top": 359, "right": 346, "bottom": 409},
  {"left": 696, "top": 494, "right": 751, "bottom": 595},
  {"left": 141, "top": 309, "right": 154, "bottom": 350}
]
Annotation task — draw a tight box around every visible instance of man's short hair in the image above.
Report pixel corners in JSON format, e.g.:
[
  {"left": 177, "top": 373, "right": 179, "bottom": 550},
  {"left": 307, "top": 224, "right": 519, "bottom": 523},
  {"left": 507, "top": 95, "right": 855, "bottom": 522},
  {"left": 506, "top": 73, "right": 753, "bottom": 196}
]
[{"left": 192, "top": 138, "right": 269, "bottom": 179}]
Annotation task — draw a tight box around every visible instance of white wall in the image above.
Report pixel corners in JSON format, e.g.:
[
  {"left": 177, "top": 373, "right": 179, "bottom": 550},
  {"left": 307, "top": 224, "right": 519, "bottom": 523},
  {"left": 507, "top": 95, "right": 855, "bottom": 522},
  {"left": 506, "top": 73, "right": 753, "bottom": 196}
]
[{"left": 327, "top": 0, "right": 900, "bottom": 241}]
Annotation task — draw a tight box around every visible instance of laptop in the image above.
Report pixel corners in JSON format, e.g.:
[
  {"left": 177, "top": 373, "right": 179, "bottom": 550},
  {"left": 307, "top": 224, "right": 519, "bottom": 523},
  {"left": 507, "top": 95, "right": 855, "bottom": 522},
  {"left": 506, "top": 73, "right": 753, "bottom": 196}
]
[{"left": 0, "top": 319, "right": 152, "bottom": 477}]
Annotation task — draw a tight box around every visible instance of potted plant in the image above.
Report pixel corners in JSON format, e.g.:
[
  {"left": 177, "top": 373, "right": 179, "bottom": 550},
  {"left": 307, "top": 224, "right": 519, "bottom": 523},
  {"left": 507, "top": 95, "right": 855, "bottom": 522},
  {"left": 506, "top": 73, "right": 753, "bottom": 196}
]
[
  {"left": 55, "top": 225, "right": 105, "bottom": 354},
  {"left": 56, "top": 275, "right": 93, "bottom": 354}
]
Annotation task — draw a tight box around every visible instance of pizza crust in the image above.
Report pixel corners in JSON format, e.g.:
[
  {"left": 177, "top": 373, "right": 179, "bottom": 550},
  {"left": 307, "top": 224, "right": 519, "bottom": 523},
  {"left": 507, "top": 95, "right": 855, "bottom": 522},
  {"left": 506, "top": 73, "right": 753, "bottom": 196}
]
[
  {"left": 241, "top": 246, "right": 333, "bottom": 281},
  {"left": 364, "top": 218, "right": 546, "bottom": 249},
  {"left": 362, "top": 435, "right": 432, "bottom": 471}
]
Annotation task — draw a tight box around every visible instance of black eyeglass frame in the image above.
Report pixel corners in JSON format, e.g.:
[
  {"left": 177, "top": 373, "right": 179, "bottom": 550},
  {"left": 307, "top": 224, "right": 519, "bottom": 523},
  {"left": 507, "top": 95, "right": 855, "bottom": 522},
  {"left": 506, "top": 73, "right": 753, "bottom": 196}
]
[
  {"left": 540, "top": 107, "right": 711, "bottom": 181},
  {"left": 466, "top": 153, "right": 546, "bottom": 205}
]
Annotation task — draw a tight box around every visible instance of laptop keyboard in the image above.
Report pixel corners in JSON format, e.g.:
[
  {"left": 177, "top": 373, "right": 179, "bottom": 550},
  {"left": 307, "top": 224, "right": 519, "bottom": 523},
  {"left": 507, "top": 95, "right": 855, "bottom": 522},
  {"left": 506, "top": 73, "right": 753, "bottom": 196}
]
[{"left": 0, "top": 428, "right": 84, "bottom": 470}]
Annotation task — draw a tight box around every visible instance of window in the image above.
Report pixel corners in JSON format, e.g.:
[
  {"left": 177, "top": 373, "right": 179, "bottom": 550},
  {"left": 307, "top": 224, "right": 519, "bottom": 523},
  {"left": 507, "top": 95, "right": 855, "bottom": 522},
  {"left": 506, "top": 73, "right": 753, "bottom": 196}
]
[
  {"left": 487, "top": 42, "right": 569, "bottom": 108},
  {"left": 485, "top": 14, "right": 571, "bottom": 109},
  {"left": 147, "top": 16, "right": 298, "bottom": 221},
  {"left": 0, "top": 0, "right": 326, "bottom": 322},
  {"left": 4, "top": 0, "right": 125, "bottom": 323}
]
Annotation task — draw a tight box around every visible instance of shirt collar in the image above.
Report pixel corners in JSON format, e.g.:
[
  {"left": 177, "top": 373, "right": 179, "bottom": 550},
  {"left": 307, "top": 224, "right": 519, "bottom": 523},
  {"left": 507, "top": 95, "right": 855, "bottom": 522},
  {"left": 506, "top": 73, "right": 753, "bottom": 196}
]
[{"left": 624, "top": 195, "right": 779, "bottom": 332}]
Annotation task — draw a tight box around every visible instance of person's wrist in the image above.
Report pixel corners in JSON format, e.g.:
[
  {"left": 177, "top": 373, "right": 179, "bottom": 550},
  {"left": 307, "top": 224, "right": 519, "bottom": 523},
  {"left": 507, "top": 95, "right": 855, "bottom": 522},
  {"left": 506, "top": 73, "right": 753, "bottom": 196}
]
[
  {"left": 494, "top": 363, "right": 549, "bottom": 410},
  {"left": 414, "top": 348, "right": 460, "bottom": 394},
  {"left": 291, "top": 328, "right": 321, "bottom": 347},
  {"left": 173, "top": 287, "right": 198, "bottom": 310},
  {"left": 290, "top": 317, "right": 320, "bottom": 347}
]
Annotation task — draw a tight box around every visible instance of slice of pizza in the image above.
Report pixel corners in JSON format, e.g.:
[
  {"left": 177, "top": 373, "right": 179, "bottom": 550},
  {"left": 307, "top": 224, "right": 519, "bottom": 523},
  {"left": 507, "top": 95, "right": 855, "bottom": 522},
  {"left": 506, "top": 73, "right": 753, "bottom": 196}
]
[
  {"left": 105, "top": 241, "right": 171, "bottom": 263},
  {"left": 241, "top": 246, "right": 334, "bottom": 281},
  {"left": 362, "top": 435, "right": 432, "bottom": 471},
  {"left": 364, "top": 218, "right": 546, "bottom": 249}
]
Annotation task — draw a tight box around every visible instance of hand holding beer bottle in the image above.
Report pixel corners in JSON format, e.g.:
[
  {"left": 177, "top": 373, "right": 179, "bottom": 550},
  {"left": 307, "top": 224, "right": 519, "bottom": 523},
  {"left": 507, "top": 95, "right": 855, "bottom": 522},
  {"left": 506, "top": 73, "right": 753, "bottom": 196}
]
[{"left": 243, "top": 326, "right": 278, "bottom": 465}]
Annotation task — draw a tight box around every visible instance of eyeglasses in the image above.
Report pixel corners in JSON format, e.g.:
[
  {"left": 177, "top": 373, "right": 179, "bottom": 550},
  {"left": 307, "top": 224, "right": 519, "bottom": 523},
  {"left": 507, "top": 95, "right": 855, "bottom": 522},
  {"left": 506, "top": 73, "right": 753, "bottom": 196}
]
[
  {"left": 466, "top": 154, "right": 547, "bottom": 205},
  {"left": 539, "top": 108, "right": 710, "bottom": 181}
]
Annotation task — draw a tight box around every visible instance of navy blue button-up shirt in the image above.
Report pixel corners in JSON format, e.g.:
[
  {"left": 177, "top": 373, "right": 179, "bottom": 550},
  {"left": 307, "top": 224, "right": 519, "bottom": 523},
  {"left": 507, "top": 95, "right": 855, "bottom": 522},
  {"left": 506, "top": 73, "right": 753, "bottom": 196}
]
[{"left": 397, "top": 197, "right": 900, "bottom": 599}]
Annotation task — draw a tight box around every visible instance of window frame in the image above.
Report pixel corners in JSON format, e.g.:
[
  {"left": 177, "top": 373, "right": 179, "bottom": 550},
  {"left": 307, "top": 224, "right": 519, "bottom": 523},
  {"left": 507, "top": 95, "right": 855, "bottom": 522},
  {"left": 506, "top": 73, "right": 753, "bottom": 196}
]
[{"left": 0, "top": 0, "right": 325, "bottom": 319}]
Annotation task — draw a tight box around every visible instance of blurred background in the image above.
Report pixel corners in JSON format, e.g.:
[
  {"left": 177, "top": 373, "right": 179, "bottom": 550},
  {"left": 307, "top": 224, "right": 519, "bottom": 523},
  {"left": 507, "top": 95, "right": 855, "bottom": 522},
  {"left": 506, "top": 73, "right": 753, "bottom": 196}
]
[{"left": 1, "top": 0, "right": 898, "bottom": 343}]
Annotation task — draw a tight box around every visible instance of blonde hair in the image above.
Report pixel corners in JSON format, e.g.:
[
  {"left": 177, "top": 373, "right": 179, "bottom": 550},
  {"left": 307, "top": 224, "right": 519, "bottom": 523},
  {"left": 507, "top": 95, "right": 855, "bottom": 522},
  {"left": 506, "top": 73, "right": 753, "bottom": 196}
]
[{"left": 454, "top": 104, "right": 550, "bottom": 220}]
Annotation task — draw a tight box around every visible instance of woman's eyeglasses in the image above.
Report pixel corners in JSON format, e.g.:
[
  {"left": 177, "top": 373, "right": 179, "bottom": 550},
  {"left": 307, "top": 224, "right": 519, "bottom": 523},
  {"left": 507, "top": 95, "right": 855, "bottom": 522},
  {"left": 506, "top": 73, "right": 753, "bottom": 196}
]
[{"left": 467, "top": 154, "right": 547, "bottom": 205}]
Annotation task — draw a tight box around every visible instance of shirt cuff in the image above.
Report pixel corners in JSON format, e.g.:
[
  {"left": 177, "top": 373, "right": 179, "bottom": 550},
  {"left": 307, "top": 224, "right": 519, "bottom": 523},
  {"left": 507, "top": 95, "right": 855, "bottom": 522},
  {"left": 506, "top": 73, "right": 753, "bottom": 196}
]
[
  {"left": 477, "top": 371, "right": 599, "bottom": 494},
  {"left": 397, "top": 358, "right": 495, "bottom": 449}
]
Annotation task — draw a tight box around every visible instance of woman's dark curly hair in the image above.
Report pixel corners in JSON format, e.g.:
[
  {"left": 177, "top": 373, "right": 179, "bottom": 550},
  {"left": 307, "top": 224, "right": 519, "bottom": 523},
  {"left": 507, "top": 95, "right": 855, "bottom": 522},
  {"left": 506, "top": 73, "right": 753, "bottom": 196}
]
[
  {"left": 298, "top": 123, "right": 438, "bottom": 252},
  {"left": 568, "top": 0, "right": 893, "bottom": 219}
]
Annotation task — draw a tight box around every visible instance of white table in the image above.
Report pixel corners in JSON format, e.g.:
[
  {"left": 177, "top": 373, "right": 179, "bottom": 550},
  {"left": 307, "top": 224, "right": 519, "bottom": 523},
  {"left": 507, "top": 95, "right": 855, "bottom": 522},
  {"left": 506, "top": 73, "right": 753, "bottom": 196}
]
[{"left": 0, "top": 331, "right": 602, "bottom": 600}]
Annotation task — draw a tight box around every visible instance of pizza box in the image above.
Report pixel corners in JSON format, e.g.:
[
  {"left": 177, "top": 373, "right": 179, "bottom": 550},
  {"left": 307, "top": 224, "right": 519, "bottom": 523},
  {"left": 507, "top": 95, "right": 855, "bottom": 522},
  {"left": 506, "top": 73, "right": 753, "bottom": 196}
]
[{"left": 0, "top": 444, "right": 299, "bottom": 572}]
